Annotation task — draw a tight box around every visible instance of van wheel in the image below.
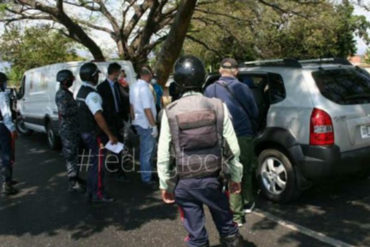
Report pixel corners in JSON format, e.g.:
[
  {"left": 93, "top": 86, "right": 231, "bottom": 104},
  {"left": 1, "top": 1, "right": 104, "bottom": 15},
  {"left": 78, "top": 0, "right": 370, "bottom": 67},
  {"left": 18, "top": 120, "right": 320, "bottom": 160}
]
[
  {"left": 47, "top": 122, "right": 61, "bottom": 150},
  {"left": 257, "top": 149, "right": 299, "bottom": 203},
  {"left": 16, "top": 117, "right": 33, "bottom": 136}
]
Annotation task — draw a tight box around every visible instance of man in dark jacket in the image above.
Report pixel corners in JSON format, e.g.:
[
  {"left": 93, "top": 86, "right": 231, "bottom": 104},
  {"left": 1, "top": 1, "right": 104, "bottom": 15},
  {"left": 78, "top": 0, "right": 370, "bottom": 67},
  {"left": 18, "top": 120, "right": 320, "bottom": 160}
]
[
  {"left": 204, "top": 58, "right": 259, "bottom": 226},
  {"left": 97, "top": 62, "right": 129, "bottom": 140},
  {"left": 98, "top": 63, "right": 129, "bottom": 180}
]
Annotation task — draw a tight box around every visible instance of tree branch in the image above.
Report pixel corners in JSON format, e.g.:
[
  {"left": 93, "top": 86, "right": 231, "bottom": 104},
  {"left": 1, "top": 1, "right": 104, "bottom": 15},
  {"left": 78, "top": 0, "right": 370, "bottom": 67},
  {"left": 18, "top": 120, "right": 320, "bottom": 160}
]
[
  {"left": 123, "top": 1, "right": 153, "bottom": 38},
  {"left": 186, "top": 35, "right": 220, "bottom": 56},
  {"left": 91, "top": 0, "right": 120, "bottom": 33},
  {"left": 13, "top": 0, "right": 105, "bottom": 60},
  {"left": 257, "top": 0, "right": 311, "bottom": 18}
]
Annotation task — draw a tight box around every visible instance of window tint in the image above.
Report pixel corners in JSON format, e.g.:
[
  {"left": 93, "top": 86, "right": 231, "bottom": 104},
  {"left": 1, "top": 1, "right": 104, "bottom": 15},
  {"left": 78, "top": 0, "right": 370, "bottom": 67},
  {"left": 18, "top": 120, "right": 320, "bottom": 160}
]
[
  {"left": 268, "top": 73, "right": 286, "bottom": 104},
  {"left": 17, "top": 76, "right": 26, "bottom": 99},
  {"left": 238, "top": 73, "right": 286, "bottom": 104},
  {"left": 312, "top": 68, "right": 370, "bottom": 105}
]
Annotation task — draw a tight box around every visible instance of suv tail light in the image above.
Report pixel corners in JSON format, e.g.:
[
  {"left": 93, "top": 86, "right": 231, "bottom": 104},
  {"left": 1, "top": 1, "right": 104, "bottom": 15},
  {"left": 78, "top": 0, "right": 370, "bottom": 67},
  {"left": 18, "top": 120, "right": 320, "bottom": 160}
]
[{"left": 310, "top": 108, "right": 334, "bottom": 145}]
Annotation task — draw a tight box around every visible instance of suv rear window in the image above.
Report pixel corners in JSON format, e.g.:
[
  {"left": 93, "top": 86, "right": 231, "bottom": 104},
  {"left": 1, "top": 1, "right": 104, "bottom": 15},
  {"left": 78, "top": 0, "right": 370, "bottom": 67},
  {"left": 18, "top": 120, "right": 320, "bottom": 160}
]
[{"left": 312, "top": 68, "right": 370, "bottom": 105}]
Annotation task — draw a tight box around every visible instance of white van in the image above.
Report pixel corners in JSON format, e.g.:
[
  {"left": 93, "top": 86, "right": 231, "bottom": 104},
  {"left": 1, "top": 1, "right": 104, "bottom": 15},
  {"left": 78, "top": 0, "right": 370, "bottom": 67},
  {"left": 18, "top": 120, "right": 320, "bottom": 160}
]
[{"left": 16, "top": 60, "right": 136, "bottom": 149}]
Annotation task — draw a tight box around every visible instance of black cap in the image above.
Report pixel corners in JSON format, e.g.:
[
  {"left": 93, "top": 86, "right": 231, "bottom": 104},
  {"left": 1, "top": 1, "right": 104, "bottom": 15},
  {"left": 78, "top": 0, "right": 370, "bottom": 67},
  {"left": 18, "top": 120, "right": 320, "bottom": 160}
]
[{"left": 220, "top": 58, "right": 238, "bottom": 69}]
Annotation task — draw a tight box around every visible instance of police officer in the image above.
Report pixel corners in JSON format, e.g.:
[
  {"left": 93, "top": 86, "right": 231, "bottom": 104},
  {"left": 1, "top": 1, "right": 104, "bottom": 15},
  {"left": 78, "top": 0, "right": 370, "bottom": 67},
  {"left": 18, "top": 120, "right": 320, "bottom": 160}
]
[
  {"left": 76, "top": 62, "right": 118, "bottom": 203},
  {"left": 0, "top": 72, "right": 18, "bottom": 196},
  {"left": 55, "top": 70, "right": 85, "bottom": 192},
  {"left": 157, "top": 56, "right": 244, "bottom": 247}
]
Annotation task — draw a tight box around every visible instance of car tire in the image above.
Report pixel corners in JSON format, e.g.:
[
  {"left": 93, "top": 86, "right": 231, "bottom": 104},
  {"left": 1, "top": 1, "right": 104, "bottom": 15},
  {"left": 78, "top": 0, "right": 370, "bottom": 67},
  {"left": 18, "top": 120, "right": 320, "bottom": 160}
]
[
  {"left": 257, "top": 149, "right": 298, "bottom": 203},
  {"left": 15, "top": 117, "right": 33, "bottom": 136},
  {"left": 47, "top": 122, "right": 61, "bottom": 150}
]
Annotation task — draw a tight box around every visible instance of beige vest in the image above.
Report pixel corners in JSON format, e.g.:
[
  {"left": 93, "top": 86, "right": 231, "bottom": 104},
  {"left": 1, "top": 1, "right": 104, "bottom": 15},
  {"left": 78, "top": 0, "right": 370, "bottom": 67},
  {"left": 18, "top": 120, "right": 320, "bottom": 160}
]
[{"left": 166, "top": 94, "right": 224, "bottom": 179}]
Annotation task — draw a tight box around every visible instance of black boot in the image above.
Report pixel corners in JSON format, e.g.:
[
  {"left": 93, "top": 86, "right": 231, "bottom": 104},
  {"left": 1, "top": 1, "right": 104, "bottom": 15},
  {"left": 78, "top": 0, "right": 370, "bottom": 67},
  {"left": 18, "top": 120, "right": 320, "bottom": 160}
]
[
  {"left": 2, "top": 182, "right": 19, "bottom": 196},
  {"left": 220, "top": 233, "right": 244, "bottom": 247},
  {"left": 68, "top": 177, "right": 86, "bottom": 193}
]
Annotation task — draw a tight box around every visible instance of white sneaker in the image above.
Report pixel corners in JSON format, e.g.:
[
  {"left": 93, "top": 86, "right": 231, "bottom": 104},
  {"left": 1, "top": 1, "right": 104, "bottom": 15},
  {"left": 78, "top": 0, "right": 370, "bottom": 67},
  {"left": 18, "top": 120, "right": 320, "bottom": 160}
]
[{"left": 244, "top": 202, "right": 255, "bottom": 214}]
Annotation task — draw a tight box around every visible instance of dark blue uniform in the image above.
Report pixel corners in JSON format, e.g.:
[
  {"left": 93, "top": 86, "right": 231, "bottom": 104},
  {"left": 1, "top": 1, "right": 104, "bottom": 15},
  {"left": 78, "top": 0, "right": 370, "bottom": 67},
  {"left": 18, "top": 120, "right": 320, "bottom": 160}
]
[
  {"left": 55, "top": 88, "right": 80, "bottom": 179},
  {"left": 0, "top": 90, "right": 15, "bottom": 189},
  {"left": 76, "top": 82, "right": 106, "bottom": 199}
]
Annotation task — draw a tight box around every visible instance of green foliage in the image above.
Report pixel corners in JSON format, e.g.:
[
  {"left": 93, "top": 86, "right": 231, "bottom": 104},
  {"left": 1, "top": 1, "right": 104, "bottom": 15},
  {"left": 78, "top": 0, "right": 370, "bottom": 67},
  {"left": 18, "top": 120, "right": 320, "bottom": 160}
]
[
  {"left": 184, "top": 0, "right": 370, "bottom": 69},
  {"left": 0, "top": 25, "right": 82, "bottom": 86},
  {"left": 365, "top": 49, "right": 370, "bottom": 64}
]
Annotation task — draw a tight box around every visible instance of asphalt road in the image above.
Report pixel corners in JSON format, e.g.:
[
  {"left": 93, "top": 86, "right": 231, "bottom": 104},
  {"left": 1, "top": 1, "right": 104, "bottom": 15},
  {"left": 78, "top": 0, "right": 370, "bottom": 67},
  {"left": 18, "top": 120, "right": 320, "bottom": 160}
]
[{"left": 0, "top": 133, "right": 369, "bottom": 247}]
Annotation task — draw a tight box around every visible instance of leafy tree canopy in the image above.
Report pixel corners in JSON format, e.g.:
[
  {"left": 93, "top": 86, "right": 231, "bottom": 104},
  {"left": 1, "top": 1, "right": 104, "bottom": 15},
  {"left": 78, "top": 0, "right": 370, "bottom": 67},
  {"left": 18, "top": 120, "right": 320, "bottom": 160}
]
[{"left": 0, "top": 25, "right": 81, "bottom": 85}]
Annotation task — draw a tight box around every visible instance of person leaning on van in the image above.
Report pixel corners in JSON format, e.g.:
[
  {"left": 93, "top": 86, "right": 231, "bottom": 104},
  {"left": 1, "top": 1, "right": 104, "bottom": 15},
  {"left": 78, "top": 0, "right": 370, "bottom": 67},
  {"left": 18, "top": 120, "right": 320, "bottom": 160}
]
[
  {"left": 0, "top": 72, "right": 19, "bottom": 196},
  {"left": 55, "top": 70, "right": 86, "bottom": 193},
  {"left": 76, "top": 62, "right": 118, "bottom": 203},
  {"left": 204, "top": 58, "right": 259, "bottom": 227}
]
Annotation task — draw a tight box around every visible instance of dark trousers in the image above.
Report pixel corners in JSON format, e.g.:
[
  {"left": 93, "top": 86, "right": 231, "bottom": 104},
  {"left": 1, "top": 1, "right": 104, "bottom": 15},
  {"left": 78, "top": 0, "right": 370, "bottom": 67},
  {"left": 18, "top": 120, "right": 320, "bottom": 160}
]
[
  {"left": 175, "top": 177, "right": 238, "bottom": 247},
  {"left": 81, "top": 132, "right": 105, "bottom": 198},
  {"left": 100, "top": 132, "right": 125, "bottom": 175},
  {"left": 0, "top": 123, "right": 12, "bottom": 184}
]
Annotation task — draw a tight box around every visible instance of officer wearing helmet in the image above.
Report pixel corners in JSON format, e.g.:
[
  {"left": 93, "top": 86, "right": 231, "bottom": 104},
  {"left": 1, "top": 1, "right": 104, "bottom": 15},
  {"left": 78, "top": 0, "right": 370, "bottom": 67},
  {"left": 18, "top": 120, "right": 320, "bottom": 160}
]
[
  {"left": 76, "top": 62, "right": 118, "bottom": 203},
  {"left": 157, "top": 56, "right": 244, "bottom": 247},
  {"left": 55, "top": 69, "right": 85, "bottom": 193},
  {"left": 0, "top": 72, "right": 18, "bottom": 196}
]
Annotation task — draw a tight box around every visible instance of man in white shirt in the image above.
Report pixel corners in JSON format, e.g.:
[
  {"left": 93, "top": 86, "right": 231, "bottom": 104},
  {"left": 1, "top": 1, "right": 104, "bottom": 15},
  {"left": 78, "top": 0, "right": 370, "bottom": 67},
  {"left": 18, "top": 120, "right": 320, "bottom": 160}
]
[{"left": 129, "top": 67, "right": 157, "bottom": 187}]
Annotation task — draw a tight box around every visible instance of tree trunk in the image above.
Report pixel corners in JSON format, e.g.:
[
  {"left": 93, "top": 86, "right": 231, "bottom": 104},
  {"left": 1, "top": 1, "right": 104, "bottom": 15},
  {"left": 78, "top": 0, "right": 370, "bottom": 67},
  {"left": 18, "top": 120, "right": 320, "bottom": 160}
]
[{"left": 155, "top": 0, "right": 198, "bottom": 87}]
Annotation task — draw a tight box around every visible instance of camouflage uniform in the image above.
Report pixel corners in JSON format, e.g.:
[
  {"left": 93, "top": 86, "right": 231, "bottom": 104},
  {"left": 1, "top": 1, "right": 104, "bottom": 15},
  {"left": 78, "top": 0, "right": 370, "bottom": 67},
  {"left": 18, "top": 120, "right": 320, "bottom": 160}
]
[{"left": 55, "top": 88, "right": 80, "bottom": 178}]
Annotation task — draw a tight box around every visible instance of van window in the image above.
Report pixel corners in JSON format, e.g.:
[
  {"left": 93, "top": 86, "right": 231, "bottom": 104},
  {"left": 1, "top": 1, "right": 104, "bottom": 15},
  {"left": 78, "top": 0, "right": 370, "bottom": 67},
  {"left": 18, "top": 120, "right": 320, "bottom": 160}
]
[{"left": 312, "top": 68, "right": 370, "bottom": 105}]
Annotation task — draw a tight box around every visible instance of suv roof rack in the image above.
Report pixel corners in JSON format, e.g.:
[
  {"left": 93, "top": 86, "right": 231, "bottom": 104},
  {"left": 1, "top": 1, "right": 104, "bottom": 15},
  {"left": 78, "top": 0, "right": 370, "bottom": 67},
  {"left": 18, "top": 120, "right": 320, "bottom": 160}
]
[
  {"left": 241, "top": 57, "right": 351, "bottom": 68},
  {"left": 298, "top": 58, "right": 352, "bottom": 66},
  {"left": 242, "top": 59, "right": 301, "bottom": 68}
]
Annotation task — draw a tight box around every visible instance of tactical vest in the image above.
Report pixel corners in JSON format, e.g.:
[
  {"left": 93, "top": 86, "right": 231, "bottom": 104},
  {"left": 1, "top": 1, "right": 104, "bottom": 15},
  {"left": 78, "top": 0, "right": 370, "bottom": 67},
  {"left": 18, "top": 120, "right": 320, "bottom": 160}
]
[
  {"left": 166, "top": 94, "right": 224, "bottom": 179},
  {"left": 76, "top": 86, "right": 98, "bottom": 133}
]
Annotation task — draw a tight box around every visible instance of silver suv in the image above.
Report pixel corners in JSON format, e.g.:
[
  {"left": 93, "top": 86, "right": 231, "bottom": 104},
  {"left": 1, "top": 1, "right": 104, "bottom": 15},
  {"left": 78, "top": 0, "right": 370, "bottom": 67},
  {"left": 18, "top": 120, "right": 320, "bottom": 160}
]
[{"left": 204, "top": 58, "right": 370, "bottom": 202}]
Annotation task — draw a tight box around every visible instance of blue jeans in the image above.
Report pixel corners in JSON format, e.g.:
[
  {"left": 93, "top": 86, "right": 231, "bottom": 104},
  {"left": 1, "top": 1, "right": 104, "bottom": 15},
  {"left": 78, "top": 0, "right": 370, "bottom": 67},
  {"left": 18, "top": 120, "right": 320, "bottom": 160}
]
[{"left": 135, "top": 125, "right": 155, "bottom": 183}]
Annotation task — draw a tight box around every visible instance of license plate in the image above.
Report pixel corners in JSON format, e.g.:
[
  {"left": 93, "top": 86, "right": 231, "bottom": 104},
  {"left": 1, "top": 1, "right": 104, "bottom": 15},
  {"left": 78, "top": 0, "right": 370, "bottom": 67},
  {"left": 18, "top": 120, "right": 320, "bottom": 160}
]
[{"left": 360, "top": 125, "right": 370, "bottom": 139}]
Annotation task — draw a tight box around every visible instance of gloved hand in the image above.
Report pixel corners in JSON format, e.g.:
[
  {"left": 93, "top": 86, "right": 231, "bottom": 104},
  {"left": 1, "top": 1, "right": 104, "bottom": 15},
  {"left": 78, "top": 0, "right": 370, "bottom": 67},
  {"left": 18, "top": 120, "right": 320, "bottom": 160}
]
[{"left": 151, "top": 125, "right": 158, "bottom": 138}]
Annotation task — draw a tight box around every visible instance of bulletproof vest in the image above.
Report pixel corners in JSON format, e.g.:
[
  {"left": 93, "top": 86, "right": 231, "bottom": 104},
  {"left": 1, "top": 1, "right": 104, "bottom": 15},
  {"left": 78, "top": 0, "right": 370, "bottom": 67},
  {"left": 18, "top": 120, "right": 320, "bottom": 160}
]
[
  {"left": 166, "top": 94, "right": 224, "bottom": 179},
  {"left": 76, "top": 85, "right": 98, "bottom": 133}
]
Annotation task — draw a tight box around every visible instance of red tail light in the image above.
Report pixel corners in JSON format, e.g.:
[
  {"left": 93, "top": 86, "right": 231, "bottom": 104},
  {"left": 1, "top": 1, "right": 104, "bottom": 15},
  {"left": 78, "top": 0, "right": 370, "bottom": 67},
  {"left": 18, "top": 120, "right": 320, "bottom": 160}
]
[{"left": 310, "top": 108, "right": 334, "bottom": 145}]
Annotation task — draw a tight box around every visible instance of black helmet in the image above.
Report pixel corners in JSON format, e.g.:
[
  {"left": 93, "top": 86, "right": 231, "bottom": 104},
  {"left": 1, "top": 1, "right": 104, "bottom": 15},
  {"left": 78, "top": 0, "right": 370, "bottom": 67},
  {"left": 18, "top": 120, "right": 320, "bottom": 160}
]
[
  {"left": 56, "top": 70, "right": 74, "bottom": 82},
  {"left": 173, "top": 55, "right": 206, "bottom": 91},
  {"left": 80, "top": 62, "right": 100, "bottom": 82},
  {"left": 0, "top": 72, "right": 8, "bottom": 83}
]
